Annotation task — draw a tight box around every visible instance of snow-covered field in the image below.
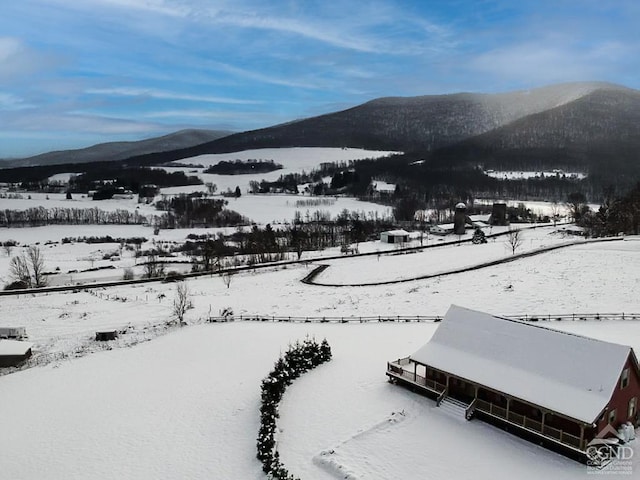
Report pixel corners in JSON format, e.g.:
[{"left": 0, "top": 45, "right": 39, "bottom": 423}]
[
  {"left": 1, "top": 235, "right": 639, "bottom": 479},
  {"left": 1, "top": 147, "right": 396, "bottom": 226},
  {"left": 317, "top": 226, "right": 574, "bottom": 285},
  {"left": 0, "top": 187, "right": 390, "bottom": 226},
  {"left": 169, "top": 147, "right": 397, "bottom": 194},
  {"left": 205, "top": 193, "right": 392, "bottom": 224}
]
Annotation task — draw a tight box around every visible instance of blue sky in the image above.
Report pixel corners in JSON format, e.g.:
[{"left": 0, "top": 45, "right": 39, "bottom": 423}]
[{"left": 1, "top": 0, "right": 639, "bottom": 157}]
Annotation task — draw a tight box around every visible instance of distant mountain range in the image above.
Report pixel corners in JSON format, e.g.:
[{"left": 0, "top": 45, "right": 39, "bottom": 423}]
[
  {"left": 0, "top": 129, "right": 231, "bottom": 168},
  {"left": 131, "top": 82, "right": 640, "bottom": 184},
  {"left": 3, "top": 82, "right": 640, "bottom": 187},
  {"left": 186, "top": 82, "right": 627, "bottom": 154}
]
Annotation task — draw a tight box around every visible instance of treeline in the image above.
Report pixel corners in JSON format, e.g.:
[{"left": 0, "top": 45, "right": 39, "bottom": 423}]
[
  {"left": 185, "top": 211, "right": 394, "bottom": 270},
  {"left": 155, "top": 194, "right": 249, "bottom": 228},
  {"left": 584, "top": 182, "right": 640, "bottom": 236},
  {"left": 0, "top": 194, "right": 251, "bottom": 229},
  {"left": 0, "top": 207, "right": 151, "bottom": 227},
  {"left": 248, "top": 162, "right": 343, "bottom": 194},
  {"left": 322, "top": 152, "right": 627, "bottom": 205},
  {"left": 203, "top": 159, "right": 283, "bottom": 175},
  {"left": 70, "top": 167, "right": 201, "bottom": 193},
  {"left": 61, "top": 236, "right": 147, "bottom": 245}
]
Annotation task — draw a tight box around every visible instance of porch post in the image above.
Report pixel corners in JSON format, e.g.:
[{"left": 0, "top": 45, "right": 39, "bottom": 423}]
[
  {"left": 506, "top": 397, "right": 511, "bottom": 420},
  {"left": 580, "top": 425, "right": 585, "bottom": 451},
  {"left": 445, "top": 375, "right": 450, "bottom": 394},
  {"left": 541, "top": 411, "right": 546, "bottom": 434},
  {"left": 413, "top": 361, "right": 417, "bottom": 382}
]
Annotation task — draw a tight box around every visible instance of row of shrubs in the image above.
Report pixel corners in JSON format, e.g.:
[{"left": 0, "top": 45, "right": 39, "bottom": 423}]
[{"left": 257, "top": 337, "right": 332, "bottom": 479}]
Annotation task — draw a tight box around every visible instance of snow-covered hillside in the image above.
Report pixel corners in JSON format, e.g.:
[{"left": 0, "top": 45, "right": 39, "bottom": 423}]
[{"left": 167, "top": 147, "right": 397, "bottom": 194}]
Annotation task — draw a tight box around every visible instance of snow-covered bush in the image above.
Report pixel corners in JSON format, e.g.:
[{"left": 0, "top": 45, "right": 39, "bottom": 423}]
[{"left": 257, "top": 337, "right": 332, "bottom": 479}]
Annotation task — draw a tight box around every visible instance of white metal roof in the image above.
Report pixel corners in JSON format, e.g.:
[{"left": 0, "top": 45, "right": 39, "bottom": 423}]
[
  {"left": 382, "top": 229, "right": 409, "bottom": 236},
  {"left": 0, "top": 340, "right": 33, "bottom": 356},
  {"left": 410, "top": 305, "right": 632, "bottom": 423}
]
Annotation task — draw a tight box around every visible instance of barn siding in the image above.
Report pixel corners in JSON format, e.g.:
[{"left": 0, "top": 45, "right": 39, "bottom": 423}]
[{"left": 596, "top": 353, "right": 640, "bottom": 433}]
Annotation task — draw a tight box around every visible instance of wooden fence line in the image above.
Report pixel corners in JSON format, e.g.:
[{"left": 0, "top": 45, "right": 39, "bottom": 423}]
[{"left": 206, "top": 312, "right": 640, "bottom": 323}]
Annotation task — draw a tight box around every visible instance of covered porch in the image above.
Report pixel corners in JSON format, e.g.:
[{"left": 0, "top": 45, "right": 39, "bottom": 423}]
[{"left": 387, "top": 358, "right": 593, "bottom": 453}]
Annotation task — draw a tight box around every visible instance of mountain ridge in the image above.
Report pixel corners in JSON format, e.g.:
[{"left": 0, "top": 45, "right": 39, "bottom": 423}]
[
  {"left": 162, "top": 81, "right": 634, "bottom": 156},
  {"left": 0, "top": 129, "right": 232, "bottom": 168}
]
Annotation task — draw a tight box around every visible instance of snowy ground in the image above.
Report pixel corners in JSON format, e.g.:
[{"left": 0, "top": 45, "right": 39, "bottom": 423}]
[
  {"left": 1, "top": 165, "right": 639, "bottom": 480},
  {"left": 0, "top": 237, "right": 639, "bottom": 479},
  {"left": 317, "top": 226, "right": 576, "bottom": 285}
]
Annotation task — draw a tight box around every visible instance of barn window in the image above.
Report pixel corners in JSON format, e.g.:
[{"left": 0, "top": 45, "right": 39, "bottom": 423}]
[
  {"left": 629, "top": 398, "right": 637, "bottom": 420},
  {"left": 608, "top": 409, "right": 617, "bottom": 424},
  {"left": 620, "top": 368, "right": 630, "bottom": 389}
]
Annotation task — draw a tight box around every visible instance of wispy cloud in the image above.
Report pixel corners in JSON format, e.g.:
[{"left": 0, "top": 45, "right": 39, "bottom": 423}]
[
  {"left": 0, "top": 37, "right": 59, "bottom": 82},
  {"left": 86, "top": 87, "right": 262, "bottom": 105},
  {"left": 0, "top": 110, "right": 163, "bottom": 134},
  {"left": 0, "top": 92, "right": 31, "bottom": 110}
]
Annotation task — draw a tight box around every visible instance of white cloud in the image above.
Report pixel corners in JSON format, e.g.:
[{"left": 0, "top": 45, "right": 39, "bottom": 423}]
[
  {"left": 0, "top": 37, "right": 57, "bottom": 82},
  {"left": 468, "top": 39, "right": 634, "bottom": 85},
  {"left": 0, "top": 92, "right": 31, "bottom": 110},
  {"left": 49, "top": 0, "right": 190, "bottom": 17}
]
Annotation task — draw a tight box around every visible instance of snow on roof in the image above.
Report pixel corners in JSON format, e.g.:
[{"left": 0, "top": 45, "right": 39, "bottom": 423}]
[
  {"left": 0, "top": 340, "right": 33, "bottom": 356},
  {"left": 382, "top": 229, "right": 409, "bottom": 236},
  {"left": 410, "top": 305, "right": 632, "bottom": 423}
]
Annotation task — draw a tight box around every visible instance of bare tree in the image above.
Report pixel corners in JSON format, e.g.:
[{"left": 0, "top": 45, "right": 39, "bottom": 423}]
[
  {"left": 221, "top": 271, "right": 233, "bottom": 289},
  {"left": 27, "top": 246, "right": 47, "bottom": 287},
  {"left": 9, "top": 255, "right": 31, "bottom": 287},
  {"left": 143, "top": 253, "right": 165, "bottom": 278},
  {"left": 172, "top": 281, "right": 190, "bottom": 325},
  {"left": 3, "top": 241, "right": 15, "bottom": 256},
  {"left": 505, "top": 229, "right": 523, "bottom": 255},
  {"left": 8, "top": 246, "right": 48, "bottom": 287},
  {"left": 549, "top": 202, "right": 561, "bottom": 227}
]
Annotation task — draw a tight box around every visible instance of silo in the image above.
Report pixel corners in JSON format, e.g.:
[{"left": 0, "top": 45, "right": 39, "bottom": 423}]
[{"left": 453, "top": 202, "right": 467, "bottom": 235}]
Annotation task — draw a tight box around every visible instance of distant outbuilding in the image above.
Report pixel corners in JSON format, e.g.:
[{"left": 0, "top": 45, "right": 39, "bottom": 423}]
[
  {"left": 380, "top": 229, "right": 409, "bottom": 244},
  {"left": 0, "top": 326, "right": 27, "bottom": 340},
  {"left": 0, "top": 340, "right": 33, "bottom": 367},
  {"left": 95, "top": 330, "right": 118, "bottom": 341}
]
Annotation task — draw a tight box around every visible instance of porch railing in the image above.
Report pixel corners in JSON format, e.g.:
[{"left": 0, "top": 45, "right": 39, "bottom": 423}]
[
  {"left": 475, "top": 399, "right": 583, "bottom": 450},
  {"left": 386, "top": 360, "right": 445, "bottom": 394}
]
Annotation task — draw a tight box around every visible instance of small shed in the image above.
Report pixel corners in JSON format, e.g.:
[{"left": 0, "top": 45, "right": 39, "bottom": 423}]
[
  {"left": 95, "top": 330, "right": 119, "bottom": 341},
  {"left": 429, "top": 224, "right": 453, "bottom": 236},
  {"left": 380, "top": 229, "right": 410, "bottom": 244},
  {"left": 0, "top": 340, "right": 33, "bottom": 367},
  {"left": 0, "top": 326, "right": 27, "bottom": 340}
]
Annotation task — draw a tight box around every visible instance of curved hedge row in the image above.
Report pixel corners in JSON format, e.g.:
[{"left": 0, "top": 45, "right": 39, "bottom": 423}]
[{"left": 257, "top": 337, "right": 332, "bottom": 479}]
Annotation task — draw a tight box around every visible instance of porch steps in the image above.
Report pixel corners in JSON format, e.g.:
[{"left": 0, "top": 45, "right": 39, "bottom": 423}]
[{"left": 438, "top": 396, "right": 470, "bottom": 420}]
